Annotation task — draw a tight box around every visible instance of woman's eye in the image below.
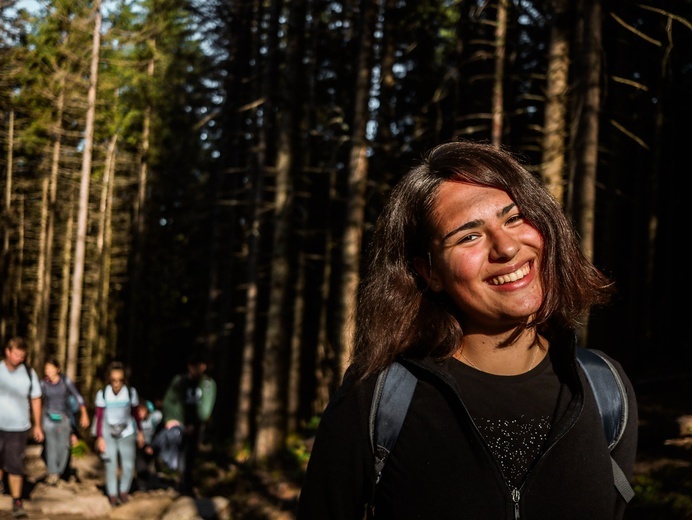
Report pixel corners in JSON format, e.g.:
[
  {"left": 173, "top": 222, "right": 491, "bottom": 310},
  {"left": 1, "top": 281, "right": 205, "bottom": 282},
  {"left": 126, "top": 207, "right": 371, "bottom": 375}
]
[
  {"left": 507, "top": 213, "right": 524, "bottom": 224},
  {"left": 458, "top": 233, "right": 480, "bottom": 244}
]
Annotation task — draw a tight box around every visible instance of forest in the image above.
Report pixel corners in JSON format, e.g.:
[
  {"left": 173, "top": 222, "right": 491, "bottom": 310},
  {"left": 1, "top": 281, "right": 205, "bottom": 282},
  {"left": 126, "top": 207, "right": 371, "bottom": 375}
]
[{"left": 0, "top": 0, "right": 691, "bottom": 485}]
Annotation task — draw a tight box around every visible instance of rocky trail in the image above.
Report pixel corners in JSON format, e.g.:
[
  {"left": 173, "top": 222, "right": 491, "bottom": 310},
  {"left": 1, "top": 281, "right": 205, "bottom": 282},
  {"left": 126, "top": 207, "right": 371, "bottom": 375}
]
[{"left": 0, "top": 445, "right": 237, "bottom": 520}]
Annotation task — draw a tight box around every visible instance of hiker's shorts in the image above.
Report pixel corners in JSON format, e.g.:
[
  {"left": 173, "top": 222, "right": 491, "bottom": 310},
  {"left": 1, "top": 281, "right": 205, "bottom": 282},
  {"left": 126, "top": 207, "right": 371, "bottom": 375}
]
[{"left": 0, "top": 429, "right": 29, "bottom": 475}]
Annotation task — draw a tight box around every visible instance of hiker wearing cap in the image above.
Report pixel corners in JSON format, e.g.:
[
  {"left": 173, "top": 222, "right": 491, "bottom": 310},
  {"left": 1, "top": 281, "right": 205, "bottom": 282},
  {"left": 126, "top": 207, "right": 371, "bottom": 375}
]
[{"left": 297, "top": 141, "right": 638, "bottom": 520}]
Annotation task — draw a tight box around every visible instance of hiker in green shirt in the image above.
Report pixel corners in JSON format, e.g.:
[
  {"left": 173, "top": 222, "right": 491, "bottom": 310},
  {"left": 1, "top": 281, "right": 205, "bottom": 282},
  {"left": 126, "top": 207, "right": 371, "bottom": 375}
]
[{"left": 161, "top": 351, "right": 216, "bottom": 495}]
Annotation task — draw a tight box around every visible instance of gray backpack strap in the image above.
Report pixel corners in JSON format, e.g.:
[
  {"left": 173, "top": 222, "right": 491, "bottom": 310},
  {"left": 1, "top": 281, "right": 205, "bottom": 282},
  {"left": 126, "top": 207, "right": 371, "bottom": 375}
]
[
  {"left": 24, "top": 363, "right": 33, "bottom": 398},
  {"left": 576, "top": 348, "right": 635, "bottom": 503},
  {"left": 369, "top": 361, "right": 417, "bottom": 483}
]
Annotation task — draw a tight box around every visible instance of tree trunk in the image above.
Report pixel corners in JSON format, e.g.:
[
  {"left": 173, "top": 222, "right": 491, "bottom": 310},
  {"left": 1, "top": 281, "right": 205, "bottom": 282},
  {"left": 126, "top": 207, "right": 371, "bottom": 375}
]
[
  {"left": 56, "top": 199, "right": 75, "bottom": 366},
  {"left": 541, "top": 0, "right": 569, "bottom": 204},
  {"left": 336, "top": 0, "right": 377, "bottom": 381},
  {"left": 31, "top": 173, "right": 49, "bottom": 356},
  {"left": 84, "top": 132, "right": 117, "bottom": 391},
  {"left": 66, "top": 0, "right": 102, "bottom": 380},
  {"left": 14, "top": 196, "right": 24, "bottom": 343},
  {"left": 492, "top": 0, "right": 508, "bottom": 147},
  {"left": 255, "top": 0, "right": 306, "bottom": 462},
  {"left": 569, "top": 0, "right": 602, "bottom": 342},
  {"left": 1, "top": 107, "right": 14, "bottom": 340},
  {"left": 127, "top": 49, "right": 154, "bottom": 365},
  {"left": 314, "top": 167, "right": 337, "bottom": 413},
  {"left": 491, "top": 0, "right": 508, "bottom": 146},
  {"left": 572, "top": 0, "right": 601, "bottom": 262}
]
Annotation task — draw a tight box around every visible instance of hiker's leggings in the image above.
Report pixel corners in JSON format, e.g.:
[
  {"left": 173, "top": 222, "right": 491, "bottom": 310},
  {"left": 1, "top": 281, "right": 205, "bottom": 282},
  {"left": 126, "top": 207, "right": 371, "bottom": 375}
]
[
  {"left": 103, "top": 431, "right": 136, "bottom": 496},
  {"left": 42, "top": 414, "right": 72, "bottom": 476}
]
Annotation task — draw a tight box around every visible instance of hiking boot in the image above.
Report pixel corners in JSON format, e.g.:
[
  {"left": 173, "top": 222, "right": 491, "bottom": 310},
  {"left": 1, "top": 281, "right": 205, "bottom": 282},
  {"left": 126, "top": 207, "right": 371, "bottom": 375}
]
[
  {"left": 12, "top": 499, "right": 27, "bottom": 518},
  {"left": 45, "top": 473, "right": 59, "bottom": 486},
  {"left": 118, "top": 492, "right": 130, "bottom": 504},
  {"left": 108, "top": 495, "right": 120, "bottom": 507}
]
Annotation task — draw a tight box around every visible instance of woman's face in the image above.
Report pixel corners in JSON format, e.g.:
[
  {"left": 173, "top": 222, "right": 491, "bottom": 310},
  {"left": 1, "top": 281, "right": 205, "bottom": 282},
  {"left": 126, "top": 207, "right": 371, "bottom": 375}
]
[
  {"left": 421, "top": 181, "right": 544, "bottom": 333},
  {"left": 44, "top": 362, "right": 59, "bottom": 380},
  {"left": 109, "top": 369, "right": 125, "bottom": 392}
]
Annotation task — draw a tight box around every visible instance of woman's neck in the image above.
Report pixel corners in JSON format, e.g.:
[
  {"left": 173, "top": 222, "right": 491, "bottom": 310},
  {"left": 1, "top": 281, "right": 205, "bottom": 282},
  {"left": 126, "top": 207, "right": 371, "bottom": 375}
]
[{"left": 454, "top": 329, "right": 547, "bottom": 375}]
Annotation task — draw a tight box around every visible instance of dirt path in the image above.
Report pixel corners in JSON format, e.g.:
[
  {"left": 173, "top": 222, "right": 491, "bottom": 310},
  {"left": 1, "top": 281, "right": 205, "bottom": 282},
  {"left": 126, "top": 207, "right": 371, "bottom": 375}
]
[{"left": 0, "top": 445, "right": 231, "bottom": 519}]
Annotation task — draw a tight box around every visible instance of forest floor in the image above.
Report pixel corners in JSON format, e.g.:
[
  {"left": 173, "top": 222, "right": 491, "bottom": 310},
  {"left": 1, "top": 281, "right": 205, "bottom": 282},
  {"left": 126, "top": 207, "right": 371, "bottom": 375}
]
[{"left": 0, "top": 374, "right": 690, "bottom": 519}]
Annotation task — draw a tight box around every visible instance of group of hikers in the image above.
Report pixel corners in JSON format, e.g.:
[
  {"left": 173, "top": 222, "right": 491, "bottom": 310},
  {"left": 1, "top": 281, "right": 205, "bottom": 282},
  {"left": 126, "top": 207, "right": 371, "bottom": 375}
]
[{"left": 0, "top": 336, "right": 217, "bottom": 518}]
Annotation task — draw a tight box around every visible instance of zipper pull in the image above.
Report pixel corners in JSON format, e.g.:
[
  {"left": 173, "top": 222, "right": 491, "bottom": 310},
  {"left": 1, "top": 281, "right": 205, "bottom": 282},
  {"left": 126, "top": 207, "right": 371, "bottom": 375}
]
[{"left": 511, "top": 488, "right": 521, "bottom": 519}]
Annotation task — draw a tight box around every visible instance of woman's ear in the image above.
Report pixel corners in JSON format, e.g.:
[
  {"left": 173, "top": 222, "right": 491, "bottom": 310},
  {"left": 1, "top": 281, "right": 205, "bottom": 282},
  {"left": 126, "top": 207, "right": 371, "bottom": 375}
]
[{"left": 413, "top": 256, "right": 442, "bottom": 292}]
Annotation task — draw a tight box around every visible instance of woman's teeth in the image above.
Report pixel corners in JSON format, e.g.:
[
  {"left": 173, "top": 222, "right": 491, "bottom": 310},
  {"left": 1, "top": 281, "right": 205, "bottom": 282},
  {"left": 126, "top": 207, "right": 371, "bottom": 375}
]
[{"left": 491, "top": 264, "right": 530, "bottom": 285}]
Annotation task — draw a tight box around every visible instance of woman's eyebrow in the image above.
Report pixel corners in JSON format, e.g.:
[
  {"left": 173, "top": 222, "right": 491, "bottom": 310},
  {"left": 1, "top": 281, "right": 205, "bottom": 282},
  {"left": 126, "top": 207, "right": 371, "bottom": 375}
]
[{"left": 442, "top": 203, "right": 516, "bottom": 242}]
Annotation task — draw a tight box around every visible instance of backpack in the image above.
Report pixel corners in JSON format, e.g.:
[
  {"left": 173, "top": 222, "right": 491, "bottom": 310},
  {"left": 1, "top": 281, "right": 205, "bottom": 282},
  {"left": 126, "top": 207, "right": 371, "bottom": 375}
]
[
  {"left": 369, "top": 348, "right": 634, "bottom": 505},
  {"left": 39, "top": 375, "right": 81, "bottom": 415},
  {"left": 90, "top": 384, "right": 134, "bottom": 437}
]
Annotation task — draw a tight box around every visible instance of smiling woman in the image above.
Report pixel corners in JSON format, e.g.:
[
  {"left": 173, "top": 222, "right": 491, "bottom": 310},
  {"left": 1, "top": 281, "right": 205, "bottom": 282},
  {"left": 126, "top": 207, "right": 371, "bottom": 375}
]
[{"left": 296, "top": 140, "right": 639, "bottom": 520}]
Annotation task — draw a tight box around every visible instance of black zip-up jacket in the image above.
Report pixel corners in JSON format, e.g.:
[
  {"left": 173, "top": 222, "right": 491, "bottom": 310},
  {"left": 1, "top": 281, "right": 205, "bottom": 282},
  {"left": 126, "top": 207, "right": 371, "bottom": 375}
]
[{"left": 297, "top": 340, "right": 638, "bottom": 519}]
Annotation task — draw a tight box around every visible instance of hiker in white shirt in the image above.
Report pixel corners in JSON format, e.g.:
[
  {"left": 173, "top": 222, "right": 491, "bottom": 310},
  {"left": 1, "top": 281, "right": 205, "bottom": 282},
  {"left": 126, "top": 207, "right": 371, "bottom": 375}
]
[
  {"left": 93, "top": 361, "right": 144, "bottom": 507},
  {"left": 0, "top": 337, "right": 44, "bottom": 518}
]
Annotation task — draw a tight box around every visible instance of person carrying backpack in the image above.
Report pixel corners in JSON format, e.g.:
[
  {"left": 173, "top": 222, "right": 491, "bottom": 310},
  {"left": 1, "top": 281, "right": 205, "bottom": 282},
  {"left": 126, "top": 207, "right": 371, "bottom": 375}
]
[
  {"left": 40, "top": 357, "right": 90, "bottom": 485},
  {"left": 93, "top": 361, "right": 145, "bottom": 506},
  {"left": 160, "top": 350, "right": 216, "bottom": 496},
  {"left": 134, "top": 400, "right": 162, "bottom": 490},
  {"left": 296, "top": 141, "right": 638, "bottom": 520},
  {"left": 0, "top": 337, "right": 44, "bottom": 519}
]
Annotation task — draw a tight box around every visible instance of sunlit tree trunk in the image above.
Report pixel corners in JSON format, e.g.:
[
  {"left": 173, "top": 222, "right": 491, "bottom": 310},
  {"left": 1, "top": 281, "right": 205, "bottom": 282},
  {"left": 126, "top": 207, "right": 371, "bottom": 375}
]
[
  {"left": 127, "top": 49, "right": 154, "bottom": 365},
  {"left": 84, "top": 132, "right": 117, "bottom": 391},
  {"left": 541, "top": 0, "right": 569, "bottom": 204},
  {"left": 491, "top": 0, "right": 508, "bottom": 146},
  {"left": 33, "top": 82, "right": 66, "bottom": 369},
  {"left": 14, "top": 195, "right": 24, "bottom": 342},
  {"left": 1, "top": 107, "right": 14, "bottom": 339},
  {"left": 336, "top": 0, "right": 377, "bottom": 381},
  {"left": 56, "top": 199, "right": 75, "bottom": 366},
  {"left": 571, "top": 0, "right": 601, "bottom": 263},
  {"left": 30, "top": 172, "right": 49, "bottom": 356},
  {"left": 569, "top": 0, "right": 602, "bottom": 342},
  {"left": 66, "top": 0, "right": 102, "bottom": 380}
]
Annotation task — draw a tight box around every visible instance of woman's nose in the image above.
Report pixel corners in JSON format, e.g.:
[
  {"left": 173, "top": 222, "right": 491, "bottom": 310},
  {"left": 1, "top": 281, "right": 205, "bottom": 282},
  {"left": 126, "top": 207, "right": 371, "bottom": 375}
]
[{"left": 489, "top": 231, "right": 519, "bottom": 260}]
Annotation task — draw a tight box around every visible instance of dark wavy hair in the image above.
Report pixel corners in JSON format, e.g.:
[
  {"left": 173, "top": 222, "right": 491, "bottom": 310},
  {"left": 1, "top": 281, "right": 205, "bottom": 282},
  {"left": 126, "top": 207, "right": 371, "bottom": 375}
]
[
  {"left": 44, "top": 357, "right": 62, "bottom": 371},
  {"left": 351, "top": 141, "right": 613, "bottom": 380}
]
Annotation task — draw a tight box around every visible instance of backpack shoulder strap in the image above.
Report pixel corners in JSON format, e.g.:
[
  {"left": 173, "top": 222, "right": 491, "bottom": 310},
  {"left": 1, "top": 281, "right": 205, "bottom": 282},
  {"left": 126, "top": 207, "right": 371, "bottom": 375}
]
[
  {"left": 576, "top": 348, "right": 634, "bottom": 503},
  {"left": 24, "top": 363, "right": 33, "bottom": 397},
  {"left": 369, "top": 361, "right": 417, "bottom": 483}
]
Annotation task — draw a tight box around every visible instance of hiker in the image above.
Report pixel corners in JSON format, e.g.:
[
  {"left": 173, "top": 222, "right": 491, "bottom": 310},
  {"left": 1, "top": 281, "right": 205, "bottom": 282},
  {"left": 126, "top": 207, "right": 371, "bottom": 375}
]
[
  {"left": 40, "top": 357, "right": 90, "bottom": 485},
  {"left": 93, "top": 361, "right": 145, "bottom": 506},
  {"left": 134, "top": 400, "right": 162, "bottom": 490},
  {"left": 160, "top": 350, "right": 216, "bottom": 495},
  {"left": 296, "top": 141, "right": 638, "bottom": 519},
  {"left": 0, "top": 337, "right": 44, "bottom": 518}
]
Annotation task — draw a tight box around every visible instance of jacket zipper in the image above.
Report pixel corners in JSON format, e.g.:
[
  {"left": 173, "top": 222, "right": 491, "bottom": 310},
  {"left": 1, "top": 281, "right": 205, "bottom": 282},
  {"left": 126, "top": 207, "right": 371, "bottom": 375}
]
[{"left": 511, "top": 488, "right": 521, "bottom": 519}]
